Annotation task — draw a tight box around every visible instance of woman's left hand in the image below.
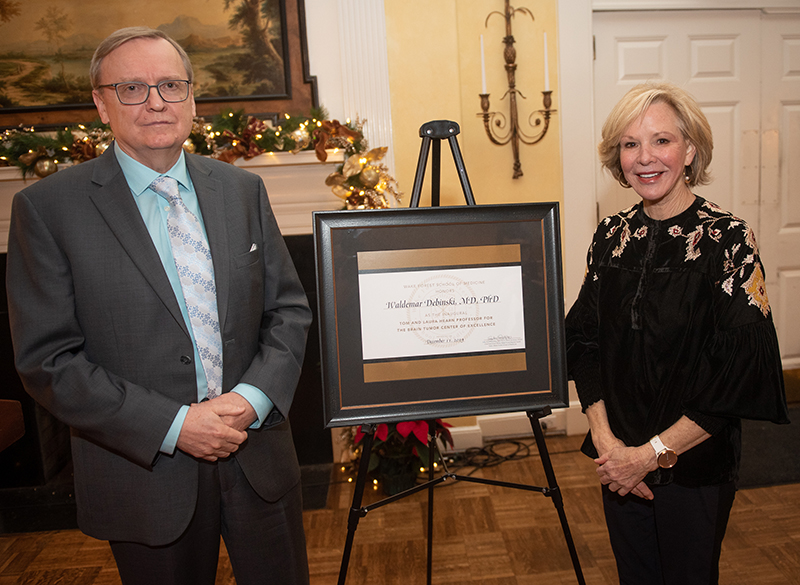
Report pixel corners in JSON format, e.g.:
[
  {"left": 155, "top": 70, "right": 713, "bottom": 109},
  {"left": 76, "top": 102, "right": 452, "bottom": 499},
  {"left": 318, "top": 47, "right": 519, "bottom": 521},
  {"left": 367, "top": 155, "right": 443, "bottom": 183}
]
[{"left": 594, "top": 444, "right": 657, "bottom": 497}]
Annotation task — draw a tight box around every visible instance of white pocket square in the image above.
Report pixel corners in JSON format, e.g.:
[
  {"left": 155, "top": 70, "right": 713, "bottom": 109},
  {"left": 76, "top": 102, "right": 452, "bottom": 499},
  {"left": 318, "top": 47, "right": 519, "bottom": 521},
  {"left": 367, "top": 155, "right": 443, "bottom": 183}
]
[{"left": 249, "top": 243, "right": 257, "bottom": 252}]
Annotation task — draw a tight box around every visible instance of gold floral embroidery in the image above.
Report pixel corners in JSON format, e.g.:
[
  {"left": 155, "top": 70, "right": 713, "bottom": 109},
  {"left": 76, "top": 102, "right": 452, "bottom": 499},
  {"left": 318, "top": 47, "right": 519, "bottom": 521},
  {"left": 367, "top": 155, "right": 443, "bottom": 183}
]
[
  {"left": 612, "top": 224, "right": 631, "bottom": 258},
  {"left": 723, "top": 245, "right": 740, "bottom": 273},
  {"left": 599, "top": 202, "right": 761, "bottom": 283},
  {"left": 685, "top": 226, "right": 703, "bottom": 261},
  {"left": 743, "top": 264, "right": 771, "bottom": 317},
  {"left": 744, "top": 225, "right": 759, "bottom": 253},
  {"left": 722, "top": 275, "right": 734, "bottom": 296},
  {"left": 595, "top": 199, "right": 772, "bottom": 321}
]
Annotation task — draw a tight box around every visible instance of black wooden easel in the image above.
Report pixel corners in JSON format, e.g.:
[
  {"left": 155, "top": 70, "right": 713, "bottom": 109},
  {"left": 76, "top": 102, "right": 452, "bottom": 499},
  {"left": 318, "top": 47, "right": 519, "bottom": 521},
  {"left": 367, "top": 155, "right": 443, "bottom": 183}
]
[{"left": 337, "top": 120, "right": 585, "bottom": 585}]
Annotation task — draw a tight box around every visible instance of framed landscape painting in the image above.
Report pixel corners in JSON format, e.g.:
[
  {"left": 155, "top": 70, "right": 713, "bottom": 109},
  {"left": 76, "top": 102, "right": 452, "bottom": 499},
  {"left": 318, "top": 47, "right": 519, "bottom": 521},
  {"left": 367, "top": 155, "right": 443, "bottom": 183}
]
[{"left": 0, "top": 0, "right": 316, "bottom": 127}]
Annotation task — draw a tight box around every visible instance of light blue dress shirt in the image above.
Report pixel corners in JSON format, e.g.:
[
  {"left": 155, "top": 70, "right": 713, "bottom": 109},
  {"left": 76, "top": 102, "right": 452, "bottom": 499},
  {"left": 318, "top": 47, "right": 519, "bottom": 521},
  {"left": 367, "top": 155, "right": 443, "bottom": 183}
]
[{"left": 114, "top": 144, "right": 273, "bottom": 454}]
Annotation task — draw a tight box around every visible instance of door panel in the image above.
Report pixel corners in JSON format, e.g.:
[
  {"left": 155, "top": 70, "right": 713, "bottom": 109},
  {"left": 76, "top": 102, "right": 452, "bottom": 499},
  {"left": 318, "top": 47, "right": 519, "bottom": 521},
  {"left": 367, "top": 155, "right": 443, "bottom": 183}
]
[{"left": 760, "top": 13, "right": 800, "bottom": 366}]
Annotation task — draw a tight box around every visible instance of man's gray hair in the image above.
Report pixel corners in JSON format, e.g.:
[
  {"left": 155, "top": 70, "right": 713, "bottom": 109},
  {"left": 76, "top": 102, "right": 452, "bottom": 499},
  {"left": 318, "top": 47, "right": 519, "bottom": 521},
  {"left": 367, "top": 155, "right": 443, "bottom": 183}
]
[{"left": 90, "top": 27, "right": 193, "bottom": 88}]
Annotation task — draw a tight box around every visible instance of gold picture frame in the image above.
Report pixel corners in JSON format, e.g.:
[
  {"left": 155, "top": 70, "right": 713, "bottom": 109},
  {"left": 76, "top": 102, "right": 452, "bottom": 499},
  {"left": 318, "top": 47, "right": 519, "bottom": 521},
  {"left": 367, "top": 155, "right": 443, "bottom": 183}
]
[{"left": 0, "top": 0, "right": 317, "bottom": 128}]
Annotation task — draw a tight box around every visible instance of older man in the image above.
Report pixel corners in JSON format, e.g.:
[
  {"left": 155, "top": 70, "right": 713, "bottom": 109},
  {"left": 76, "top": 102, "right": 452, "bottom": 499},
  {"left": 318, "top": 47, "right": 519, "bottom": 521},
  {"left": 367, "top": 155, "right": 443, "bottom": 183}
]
[{"left": 6, "top": 27, "right": 312, "bottom": 584}]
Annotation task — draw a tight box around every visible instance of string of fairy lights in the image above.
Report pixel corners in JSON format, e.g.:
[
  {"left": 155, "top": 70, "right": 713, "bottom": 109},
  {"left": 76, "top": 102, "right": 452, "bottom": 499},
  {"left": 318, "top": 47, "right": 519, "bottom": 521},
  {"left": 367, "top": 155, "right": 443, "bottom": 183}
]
[{"left": 1, "top": 108, "right": 401, "bottom": 210}]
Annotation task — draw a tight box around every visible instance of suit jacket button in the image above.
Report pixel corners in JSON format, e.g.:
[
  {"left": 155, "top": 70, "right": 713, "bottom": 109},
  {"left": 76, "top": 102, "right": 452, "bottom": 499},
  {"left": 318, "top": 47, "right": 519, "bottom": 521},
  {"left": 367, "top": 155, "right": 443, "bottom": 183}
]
[{"left": 180, "top": 355, "right": 192, "bottom": 365}]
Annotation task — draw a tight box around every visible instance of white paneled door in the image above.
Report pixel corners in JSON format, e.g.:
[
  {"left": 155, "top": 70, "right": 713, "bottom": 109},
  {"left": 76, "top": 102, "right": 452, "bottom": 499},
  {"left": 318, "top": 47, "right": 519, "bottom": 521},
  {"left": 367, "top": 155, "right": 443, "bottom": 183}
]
[
  {"left": 760, "top": 12, "right": 800, "bottom": 368},
  {"left": 593, "top": 9, "right": 800, "bottom": 367}
]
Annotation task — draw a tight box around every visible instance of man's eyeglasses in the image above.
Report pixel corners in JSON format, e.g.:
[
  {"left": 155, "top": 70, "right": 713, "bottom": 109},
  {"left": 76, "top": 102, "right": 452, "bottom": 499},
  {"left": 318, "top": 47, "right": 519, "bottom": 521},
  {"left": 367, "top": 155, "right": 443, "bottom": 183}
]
[{"left": 96, "top": 80, "right": 191, "bottom": 105}]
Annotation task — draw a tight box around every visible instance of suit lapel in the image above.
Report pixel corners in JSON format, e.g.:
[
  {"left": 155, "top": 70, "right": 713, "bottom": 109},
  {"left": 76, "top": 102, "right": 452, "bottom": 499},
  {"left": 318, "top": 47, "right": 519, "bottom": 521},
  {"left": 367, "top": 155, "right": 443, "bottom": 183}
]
[
  {"left": 186, "top": 154, "right": 230, "bottom": 329},
  {"left": 88, "top": 149, "right": 190, "bottom": 337}
]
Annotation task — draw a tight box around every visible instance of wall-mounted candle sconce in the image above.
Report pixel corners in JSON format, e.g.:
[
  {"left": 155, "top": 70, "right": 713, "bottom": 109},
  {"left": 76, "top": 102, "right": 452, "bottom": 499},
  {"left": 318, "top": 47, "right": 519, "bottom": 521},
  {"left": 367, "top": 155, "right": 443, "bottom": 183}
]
[{"left": 478, "top": 0, "right": 556, "bottom": 179}]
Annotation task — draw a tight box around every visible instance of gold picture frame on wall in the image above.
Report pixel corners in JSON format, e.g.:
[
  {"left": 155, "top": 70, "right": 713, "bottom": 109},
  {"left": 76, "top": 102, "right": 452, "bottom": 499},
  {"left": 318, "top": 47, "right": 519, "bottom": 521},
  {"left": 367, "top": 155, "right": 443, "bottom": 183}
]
[{"left": 0, "top": 0, "right": 317, "bottom": 128}]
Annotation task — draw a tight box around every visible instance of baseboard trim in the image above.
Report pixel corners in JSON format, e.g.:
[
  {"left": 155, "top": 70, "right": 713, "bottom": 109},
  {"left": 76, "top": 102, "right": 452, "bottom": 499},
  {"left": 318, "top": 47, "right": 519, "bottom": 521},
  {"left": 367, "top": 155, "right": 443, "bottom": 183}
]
[{"left": 444, "top": 402, "right": 587, "bottom": 452}]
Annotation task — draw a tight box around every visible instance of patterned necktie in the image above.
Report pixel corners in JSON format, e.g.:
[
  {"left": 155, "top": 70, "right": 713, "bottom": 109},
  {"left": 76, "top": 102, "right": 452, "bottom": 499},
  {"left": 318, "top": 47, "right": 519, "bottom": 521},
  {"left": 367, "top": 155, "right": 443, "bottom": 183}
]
[{"left": 150, "top": 176, "right": 223, "bottom": 399}]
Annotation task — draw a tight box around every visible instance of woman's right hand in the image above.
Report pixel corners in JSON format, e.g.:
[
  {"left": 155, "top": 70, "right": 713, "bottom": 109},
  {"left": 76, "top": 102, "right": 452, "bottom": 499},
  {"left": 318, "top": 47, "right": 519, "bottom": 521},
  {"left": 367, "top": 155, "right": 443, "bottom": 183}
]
[
  {"left": 586, "top": 401, "right": 654, "bottom": 500},
  {"left": 594, "top": 445, "right": 655, "bottom": 500}
]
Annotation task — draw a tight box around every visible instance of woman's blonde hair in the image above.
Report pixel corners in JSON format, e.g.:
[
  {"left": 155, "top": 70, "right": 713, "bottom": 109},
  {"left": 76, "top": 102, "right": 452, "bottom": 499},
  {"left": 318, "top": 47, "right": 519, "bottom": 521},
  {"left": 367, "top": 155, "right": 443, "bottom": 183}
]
[{"left": 598, "top": 81, "right": 713, "bottom": 188}]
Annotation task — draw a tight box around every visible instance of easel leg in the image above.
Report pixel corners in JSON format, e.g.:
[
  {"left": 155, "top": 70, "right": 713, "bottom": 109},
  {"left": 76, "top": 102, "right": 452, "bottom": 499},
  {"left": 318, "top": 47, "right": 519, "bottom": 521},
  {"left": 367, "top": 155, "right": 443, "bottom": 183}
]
[
  {"left": 337, "top": 425, "right": 376, "bottom": 585},
  {"left": 431, "top": 139, "right": 441, "bottom": 207},
  {"left": 426, "top": 420, "right": 436, "bottom": 585},
  {"left": 528, "top": 410, "right": 586, "bottom": 585}
]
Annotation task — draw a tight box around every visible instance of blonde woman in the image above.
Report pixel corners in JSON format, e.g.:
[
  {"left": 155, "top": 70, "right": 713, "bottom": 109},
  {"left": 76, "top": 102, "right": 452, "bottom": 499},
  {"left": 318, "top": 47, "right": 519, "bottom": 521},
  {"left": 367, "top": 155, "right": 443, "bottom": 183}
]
[{"left": 565, "top": 81, "right": 789, "bottom": 585}]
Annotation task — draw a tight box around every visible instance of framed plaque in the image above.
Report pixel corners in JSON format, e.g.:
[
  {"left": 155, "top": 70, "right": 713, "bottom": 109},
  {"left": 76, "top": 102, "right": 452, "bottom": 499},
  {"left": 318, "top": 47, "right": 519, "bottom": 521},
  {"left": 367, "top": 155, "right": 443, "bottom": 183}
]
[{"left": 314, "top": 203, "right": 568, "bottom": 427}]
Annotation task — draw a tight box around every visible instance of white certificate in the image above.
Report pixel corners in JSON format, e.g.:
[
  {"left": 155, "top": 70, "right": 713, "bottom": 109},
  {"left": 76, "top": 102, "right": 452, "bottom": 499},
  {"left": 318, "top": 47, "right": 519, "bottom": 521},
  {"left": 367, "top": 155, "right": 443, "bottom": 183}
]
[{"left": 359, "top": 265, "right": 526, "bottom": 360}]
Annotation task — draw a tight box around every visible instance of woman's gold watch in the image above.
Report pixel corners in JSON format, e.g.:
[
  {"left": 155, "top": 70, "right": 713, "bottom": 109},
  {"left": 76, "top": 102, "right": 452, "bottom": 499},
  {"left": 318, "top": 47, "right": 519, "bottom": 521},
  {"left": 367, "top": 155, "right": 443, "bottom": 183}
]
[{"left": 649, "top": 435, "right": 678, "bottom": 469}]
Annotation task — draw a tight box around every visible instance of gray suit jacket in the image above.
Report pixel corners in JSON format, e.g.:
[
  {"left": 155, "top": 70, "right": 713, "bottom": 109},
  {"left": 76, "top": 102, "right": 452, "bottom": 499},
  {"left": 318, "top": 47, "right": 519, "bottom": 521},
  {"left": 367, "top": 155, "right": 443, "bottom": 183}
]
[{"left": 6, "top": 148, "right": 312, "bottom": 545}]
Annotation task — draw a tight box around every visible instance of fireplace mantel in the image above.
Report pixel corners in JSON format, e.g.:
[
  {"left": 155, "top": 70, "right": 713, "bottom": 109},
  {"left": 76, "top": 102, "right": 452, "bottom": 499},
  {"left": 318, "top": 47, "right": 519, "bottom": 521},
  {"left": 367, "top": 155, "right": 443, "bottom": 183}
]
[{"left": 0, "top": 150, "right": 345, "bottom": 253}]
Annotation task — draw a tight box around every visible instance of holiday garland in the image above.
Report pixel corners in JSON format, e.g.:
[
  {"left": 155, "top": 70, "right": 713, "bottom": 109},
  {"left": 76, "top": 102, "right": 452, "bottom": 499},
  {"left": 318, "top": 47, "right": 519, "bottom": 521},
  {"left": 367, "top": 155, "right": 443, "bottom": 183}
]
[
  {"left": 0, "top": 121, "right": 113, "bottom": 179},
  {"left": 0, "top": 108, "right": 401, "bottom": 210}
]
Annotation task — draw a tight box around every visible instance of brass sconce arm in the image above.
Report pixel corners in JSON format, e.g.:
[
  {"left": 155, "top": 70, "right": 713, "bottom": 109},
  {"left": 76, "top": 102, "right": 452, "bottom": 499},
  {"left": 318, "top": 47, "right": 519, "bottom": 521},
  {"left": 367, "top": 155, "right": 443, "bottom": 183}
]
[{"left": 478, "top": 0, "right": 556, "bottom": 179}]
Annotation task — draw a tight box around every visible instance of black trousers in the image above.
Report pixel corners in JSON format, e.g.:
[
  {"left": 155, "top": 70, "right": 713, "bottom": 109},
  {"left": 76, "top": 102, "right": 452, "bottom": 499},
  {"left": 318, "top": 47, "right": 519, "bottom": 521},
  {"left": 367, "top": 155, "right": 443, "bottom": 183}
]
[
  {"left": 110, "top": 456, "right": 309, "bottom": 585},
  {"left": 602, "top": 481, "right": 736, "bottom": 585}
]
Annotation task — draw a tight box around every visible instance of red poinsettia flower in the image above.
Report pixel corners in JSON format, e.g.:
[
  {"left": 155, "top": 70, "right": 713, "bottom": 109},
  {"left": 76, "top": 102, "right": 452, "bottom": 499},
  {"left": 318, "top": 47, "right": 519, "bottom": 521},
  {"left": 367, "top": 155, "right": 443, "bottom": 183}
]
[
  {"left": 350, "top": 418, "right": 455, "bottom": 494},
  {"left": 396, "top": 420, "right": 428, "bottom": 444},
  {"left": 354, "top": 419, "right": 453, "bottom": 452}
]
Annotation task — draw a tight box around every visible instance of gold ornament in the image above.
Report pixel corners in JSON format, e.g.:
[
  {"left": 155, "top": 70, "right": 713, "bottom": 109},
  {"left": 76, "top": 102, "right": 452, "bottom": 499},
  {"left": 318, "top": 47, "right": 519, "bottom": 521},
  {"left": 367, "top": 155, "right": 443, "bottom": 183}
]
[
  {"left": 182, "top": 139, "right": 196, "bottom": 154},
  {"left": 360, "top": 166, "right": 380, "bottom": 188},
  {"left": 34, "top": 158, "right": 58, "bottom": 178},
  {"left": 290, "top": 127, "right": 310, "bottom": 153}
]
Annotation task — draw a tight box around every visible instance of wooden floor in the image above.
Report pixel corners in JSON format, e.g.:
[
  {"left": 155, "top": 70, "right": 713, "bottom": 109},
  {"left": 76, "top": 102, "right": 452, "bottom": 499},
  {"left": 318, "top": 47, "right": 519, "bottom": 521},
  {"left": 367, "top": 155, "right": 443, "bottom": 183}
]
[{"left": 1, "top": 434, "right": 799, "bottom": 584}]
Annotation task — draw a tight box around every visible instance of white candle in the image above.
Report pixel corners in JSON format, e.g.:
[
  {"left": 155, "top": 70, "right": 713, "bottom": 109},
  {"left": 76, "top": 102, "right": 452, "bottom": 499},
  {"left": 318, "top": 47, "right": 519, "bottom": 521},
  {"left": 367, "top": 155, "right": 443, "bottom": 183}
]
[
  {"left": 480, "top": 35, "right": 487, "bottom": 94},
  {"left": 543, "top": 32, "right": 550, "bottom": 92}
]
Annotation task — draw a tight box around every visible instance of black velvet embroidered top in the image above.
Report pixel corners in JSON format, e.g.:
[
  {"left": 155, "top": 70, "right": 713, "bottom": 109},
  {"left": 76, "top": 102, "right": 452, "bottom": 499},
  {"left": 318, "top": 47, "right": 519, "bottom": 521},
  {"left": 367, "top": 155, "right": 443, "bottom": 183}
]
[{"left": 565, "top": 196, "right": 790, "bottom": 487}]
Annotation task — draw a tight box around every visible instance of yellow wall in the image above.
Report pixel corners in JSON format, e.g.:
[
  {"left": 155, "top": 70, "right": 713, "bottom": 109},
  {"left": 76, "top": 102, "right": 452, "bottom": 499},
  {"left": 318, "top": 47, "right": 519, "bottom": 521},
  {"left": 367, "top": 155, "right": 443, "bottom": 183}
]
[
  {"left": 384, "top": 0, "right": 562, "bottom": 432},
  {"left": 384, "top": 0, "right": 562, "bottom": 210}
]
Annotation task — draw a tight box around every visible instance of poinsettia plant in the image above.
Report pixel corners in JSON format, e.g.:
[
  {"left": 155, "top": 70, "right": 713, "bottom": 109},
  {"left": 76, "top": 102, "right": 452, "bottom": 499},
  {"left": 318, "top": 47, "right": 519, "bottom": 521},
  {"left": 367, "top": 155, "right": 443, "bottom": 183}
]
[{"left": 353, "top": 419, "right": 454, "bottom": 494}]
